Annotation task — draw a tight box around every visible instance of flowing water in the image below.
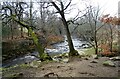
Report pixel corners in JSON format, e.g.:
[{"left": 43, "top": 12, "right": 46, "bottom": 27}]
[{"left": 2, "top": 36, "right": 90, "bottom": 68}]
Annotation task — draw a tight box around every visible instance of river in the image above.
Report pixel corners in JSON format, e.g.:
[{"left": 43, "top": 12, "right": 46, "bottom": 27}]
[{"left": 2, "top": 36, "right": 91, "bottom": 68}]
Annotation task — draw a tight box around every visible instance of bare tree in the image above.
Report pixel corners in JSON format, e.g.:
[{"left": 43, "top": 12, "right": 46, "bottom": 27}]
[
  {"left": 82, "top": 5, "right": 105, "bottom": 55},
  {"left": 50, "top": 0, "right": 79, "bottom": 57}
]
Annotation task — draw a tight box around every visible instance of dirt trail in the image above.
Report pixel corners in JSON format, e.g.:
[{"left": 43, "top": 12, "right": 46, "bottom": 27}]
[
  {"left": 2, "top": 57, "right": 119, "bottom": 77},
  {"left": 35, "top": 57, "right": 119, "bottom": 77}
]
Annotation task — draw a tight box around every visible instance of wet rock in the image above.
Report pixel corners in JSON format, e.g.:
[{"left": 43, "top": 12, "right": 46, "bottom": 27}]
[
  {"left": 62, "top": 58, "right": 69, "bottom": 63},
  {"left": 54, "top": 55, "right": 62, "bottom": 59},
  {"left": 92, "top": 55, "right": 98, "bottom": 59},
  {"left": 90, "top": 60, "right": 98, "bottom": 63},
  {"left": 52, "top": 57, "right": 62, "bottom": 62},
  {"left": 81, "top": 44, "right": 90, "bottom": 48},
  {"left": 103, "top": 60, "right": 115, "bottom": 67},
  {"left": 109, "top": 56, "right": 120, "bottom": 61}
]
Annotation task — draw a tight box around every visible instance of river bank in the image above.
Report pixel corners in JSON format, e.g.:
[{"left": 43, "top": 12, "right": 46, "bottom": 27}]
[
  {"left": 2, "top": 35, "right": 119, "bottom": 78},
  {"left": 2, "top": 56, "right": 120, "bottom": 77},
  {"left": 2, "top": 36, "right": 91, "bottom": 68},
  {"left": 2, "top": 47, "right": 120, "bottom": 77}
]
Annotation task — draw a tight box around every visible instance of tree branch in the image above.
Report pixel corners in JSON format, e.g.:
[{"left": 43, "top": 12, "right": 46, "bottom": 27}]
[
  {"left": 71, "top": 22, "right": 86, "bottom": 34},
  {"left": 96, "top": 23, "right": 105, "bottom": 32},
  {"left": 11, "top": 15, "right": 29, "bottom": 29},
  {"left": 51, "top": 2, "right": 61, "bottom": 13},
  {"left": 63, "top": 0, "right": 72, "bottom": 11}
]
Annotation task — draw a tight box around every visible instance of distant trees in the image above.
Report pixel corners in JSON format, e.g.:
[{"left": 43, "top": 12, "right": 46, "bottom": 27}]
[
  {"left": 80, "top": 5, "right": 105, "bottom": 55},
  {"left": 36, "top": 1, "right": 64, "bottom": 36},
  {"left": 1, "top": 2, "right": 29, "bottom": 39},
  {"left": 1, "top": 1, "right": 52, "bottom": 61},
  {"left": 34, "top": 1, "right": 64, "bottom": 49},
  {"left": 15, "top": 1, "right": 26, "bottom": 38},
  {"left": 101, "top": 14, "right": 120, "bottom": 53}
]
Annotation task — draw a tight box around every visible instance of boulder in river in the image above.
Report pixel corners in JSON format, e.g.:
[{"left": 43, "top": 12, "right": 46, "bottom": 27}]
[{"left": 81, "top": 44, "right": 90, "bottom": 48}]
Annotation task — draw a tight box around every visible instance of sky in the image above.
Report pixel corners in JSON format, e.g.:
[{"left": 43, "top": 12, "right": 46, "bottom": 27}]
[
  {"left": 0, "top": 0, "right": 120, "bottom": 18},
  {"left": 65, "top": 0, "right": 120, "bottom": 19},
  {"left": 92, "top": 0, "right": 119, "bottom": 16}
]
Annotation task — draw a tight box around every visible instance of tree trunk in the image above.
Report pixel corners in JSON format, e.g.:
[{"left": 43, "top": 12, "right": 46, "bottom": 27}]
[
  {"left": 21, "top": 26, "right": 23, "bottom": 37},
  {"left": 29, "top": 28, "right": 52, "bottom": 61},
  {"left": 95, "top": 46, "right": 98, "bottom": 55},
  {"left": 95, "top": 40, "right": 98, "bottom": 54},
  {"left": 61, "top": 13, "right": 79, "bottom": 57},
  {"left": 28, "top": 0, "right": 33, "bottom": 37},
  {"left": 11, "top": 21, "right": 13, "bottom": 39},
  {"left": 51, "top": 2, "right": 79, "bottom": 57},
  {"left": 29, "top": 28, "right": 44, "bottom": 57},
  {"left": 20, "top": 14, "right": 24, "bottom": 38},
  {"left": 109, "top": 25, "right": 113, "bottom": 52},
  {"left": 94, "top": 31, "right": 98, "bottom": 55},
  {"left": 12, "top": 16, "right": 52, "bottom": 61},
  {"left": 18, "top": 15, "right": 23, "bottom": 38}
]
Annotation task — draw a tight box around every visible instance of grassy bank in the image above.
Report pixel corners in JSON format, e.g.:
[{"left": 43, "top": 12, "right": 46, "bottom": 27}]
[
  {"left": 77, "top": 48, "right": 95, "bottom": 57},
  {"left": 84, "top": 48, "right": 95, "bottom": 56}
]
